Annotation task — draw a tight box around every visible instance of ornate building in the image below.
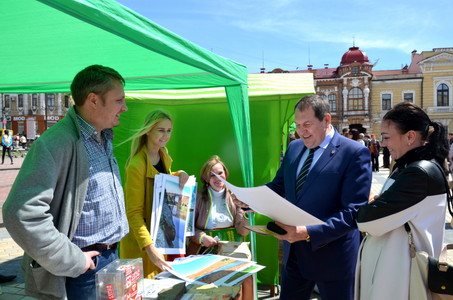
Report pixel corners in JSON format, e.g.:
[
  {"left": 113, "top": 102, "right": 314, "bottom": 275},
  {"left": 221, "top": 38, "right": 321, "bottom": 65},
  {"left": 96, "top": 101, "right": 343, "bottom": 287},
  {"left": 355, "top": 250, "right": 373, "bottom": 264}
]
[
  {"left": 269, "top": 46, "right": 374, "bottom": 133},
  {"left": 0, "top": 93, "right": 73, "bottom": 138},
  {"left": 268, "top": 46, "right": 453, "bottom": 140}
]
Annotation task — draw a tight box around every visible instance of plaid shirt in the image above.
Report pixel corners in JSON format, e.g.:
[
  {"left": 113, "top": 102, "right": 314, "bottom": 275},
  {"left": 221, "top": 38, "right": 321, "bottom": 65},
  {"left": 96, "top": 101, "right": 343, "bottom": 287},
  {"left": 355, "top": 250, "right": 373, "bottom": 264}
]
[{"left": 72, "top": 115, "right": 129, "bottom": 248}]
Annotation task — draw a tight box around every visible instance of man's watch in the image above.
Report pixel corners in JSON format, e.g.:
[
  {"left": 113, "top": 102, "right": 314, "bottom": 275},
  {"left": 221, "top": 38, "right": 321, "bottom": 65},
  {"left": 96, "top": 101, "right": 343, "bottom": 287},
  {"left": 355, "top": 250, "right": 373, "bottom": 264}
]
[{"left": 305, "top": 234, "right": 311, "bottom": 242}]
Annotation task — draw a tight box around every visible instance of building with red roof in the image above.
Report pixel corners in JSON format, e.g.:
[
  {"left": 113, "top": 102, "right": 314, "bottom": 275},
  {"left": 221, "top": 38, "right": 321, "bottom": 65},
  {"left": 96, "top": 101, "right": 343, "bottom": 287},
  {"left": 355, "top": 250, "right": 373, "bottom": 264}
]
[{"left": 265, "top": 46, "right": 453, "bottom": 138}]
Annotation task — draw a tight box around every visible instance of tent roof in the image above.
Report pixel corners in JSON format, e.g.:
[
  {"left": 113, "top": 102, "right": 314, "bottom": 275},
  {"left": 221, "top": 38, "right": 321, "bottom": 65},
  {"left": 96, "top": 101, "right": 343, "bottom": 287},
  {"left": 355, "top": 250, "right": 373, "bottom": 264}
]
[
  {"left": 0, "top": 0, "right": 247, "bottom": 93},
  {"left": 125, "top": 73, "right": 315, "bottom": 103},
  {"left": 1, "top": 0, "right": 254, "bottom": 187}
]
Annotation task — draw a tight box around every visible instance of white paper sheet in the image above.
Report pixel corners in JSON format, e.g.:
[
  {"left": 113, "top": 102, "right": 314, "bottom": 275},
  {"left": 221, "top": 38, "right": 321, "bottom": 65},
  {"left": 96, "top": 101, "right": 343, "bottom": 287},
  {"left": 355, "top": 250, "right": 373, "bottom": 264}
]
[
  {"left": 143, "top": 278, "right": 186, "bottom": 299},
  {"left": 214, "top": 174, "right": 324, "bottom": 227},
  {"left": 379, "top": 178, "right": 395, "bottom": 195}
]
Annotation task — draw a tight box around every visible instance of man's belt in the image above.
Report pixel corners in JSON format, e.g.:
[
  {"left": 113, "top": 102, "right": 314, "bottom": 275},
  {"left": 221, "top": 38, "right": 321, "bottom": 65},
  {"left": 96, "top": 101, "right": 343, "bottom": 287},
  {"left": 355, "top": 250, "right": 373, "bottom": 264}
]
[{"left": 81, "top": 242, "right": 118, "bottom": 251}]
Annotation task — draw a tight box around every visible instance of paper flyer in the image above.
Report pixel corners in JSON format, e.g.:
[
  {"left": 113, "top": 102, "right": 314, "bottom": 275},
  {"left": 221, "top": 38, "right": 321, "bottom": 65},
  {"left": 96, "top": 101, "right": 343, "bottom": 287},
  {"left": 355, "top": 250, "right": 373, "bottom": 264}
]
[{"left": 213, "top": 174, "right": 324, "bottom": 226}]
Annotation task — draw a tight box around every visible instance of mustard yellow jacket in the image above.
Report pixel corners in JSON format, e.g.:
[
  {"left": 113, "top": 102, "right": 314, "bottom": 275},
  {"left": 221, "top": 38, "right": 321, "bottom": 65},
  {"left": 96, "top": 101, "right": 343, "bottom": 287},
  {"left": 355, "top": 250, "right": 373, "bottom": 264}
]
[{"left": 120, "top": 146, "right": 179, "bottom": 278}]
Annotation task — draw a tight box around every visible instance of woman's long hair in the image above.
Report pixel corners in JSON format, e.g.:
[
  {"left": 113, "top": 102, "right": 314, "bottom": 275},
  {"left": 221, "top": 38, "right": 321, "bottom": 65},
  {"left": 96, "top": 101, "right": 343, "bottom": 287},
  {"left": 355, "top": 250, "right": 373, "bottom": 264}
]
[
  {"left": 350, "top": 128, "right": 360, "bottom": 141},
  {"left": 383, "top": 102, "right": 449, "bottom": 162},
  {"left": 199, "top": 155, "right": 229, "bottom": 201},
  {"left": 124, "top": 109, "right": 173, "bottom": 168}
]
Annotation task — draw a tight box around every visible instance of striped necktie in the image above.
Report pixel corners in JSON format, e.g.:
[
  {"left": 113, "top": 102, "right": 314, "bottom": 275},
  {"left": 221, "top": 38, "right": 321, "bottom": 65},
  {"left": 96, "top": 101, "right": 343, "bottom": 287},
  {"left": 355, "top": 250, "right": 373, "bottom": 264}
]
[{"left": 295, "top": 147, "right": 319, "bottom": 195}]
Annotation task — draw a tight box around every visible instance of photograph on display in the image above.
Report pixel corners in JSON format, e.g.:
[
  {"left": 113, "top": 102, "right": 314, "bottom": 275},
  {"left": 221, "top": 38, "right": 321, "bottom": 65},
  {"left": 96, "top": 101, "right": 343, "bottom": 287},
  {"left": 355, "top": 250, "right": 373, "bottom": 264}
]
[
  {"left": 167, "top": 255, "right": 263, "bottom": 286},
  {"left": 185, "top": 182, "right": 197, "bottom": 236},
  {"left": 152, "top": 174, "right": 196, "bottom": 254}
]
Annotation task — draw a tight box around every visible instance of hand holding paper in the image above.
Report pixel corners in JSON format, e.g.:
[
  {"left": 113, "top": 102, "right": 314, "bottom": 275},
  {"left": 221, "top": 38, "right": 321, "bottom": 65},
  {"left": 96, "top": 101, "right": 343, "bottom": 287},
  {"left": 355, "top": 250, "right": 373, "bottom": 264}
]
[
  {"left": 213, "top": 173, "right": 324, "bottom": 227},
  {"left": 231, "top": 194, "right": 253, "bottom": 212}
]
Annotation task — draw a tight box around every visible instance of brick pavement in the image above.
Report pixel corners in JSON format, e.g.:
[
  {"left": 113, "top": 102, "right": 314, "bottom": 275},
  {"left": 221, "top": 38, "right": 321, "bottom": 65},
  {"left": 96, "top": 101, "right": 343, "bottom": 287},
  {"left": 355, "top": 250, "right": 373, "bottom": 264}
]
[{"left": 0, "top": 155, "right": 451, "bottom": 299}]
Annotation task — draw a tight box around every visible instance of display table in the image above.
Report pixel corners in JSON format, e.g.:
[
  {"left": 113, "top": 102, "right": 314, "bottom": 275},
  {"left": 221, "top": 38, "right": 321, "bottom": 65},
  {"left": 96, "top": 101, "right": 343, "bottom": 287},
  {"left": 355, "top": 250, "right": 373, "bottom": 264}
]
[{"left": 143, "top": 278, "right": 242, "bottom": 300}]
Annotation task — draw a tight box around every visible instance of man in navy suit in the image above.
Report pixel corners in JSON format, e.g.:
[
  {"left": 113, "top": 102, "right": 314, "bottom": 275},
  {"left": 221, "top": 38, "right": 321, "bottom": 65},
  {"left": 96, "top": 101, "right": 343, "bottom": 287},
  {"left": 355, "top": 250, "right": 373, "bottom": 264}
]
[{"left": 267, "top": 95, "right": 372, "bottom": 299}]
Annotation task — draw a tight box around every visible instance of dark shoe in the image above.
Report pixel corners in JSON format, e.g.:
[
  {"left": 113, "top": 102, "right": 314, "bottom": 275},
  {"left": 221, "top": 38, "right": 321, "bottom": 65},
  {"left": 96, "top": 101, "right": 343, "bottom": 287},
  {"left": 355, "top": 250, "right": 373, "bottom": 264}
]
[{"left": 0, "top": 274, "right": 16, "bottom": 283}]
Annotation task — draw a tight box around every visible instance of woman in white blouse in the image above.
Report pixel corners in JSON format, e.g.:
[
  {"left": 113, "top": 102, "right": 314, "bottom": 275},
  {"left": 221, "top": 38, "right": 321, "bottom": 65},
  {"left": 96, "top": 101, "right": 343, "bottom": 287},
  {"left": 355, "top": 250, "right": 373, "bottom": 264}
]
[{"left": 187, "top": 155, "right": 251, "bottom": 300}]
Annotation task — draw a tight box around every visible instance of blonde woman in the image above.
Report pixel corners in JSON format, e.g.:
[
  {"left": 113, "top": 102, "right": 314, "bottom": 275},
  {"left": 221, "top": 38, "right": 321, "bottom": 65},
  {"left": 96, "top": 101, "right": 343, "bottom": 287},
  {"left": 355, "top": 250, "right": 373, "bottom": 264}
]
[{"left": 120, "top": 109, "right": 189, "bottom": 278}]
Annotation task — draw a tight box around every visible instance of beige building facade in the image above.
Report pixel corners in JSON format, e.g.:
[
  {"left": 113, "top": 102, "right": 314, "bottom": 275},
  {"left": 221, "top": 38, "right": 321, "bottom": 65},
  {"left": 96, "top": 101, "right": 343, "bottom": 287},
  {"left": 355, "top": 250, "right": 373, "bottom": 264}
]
[
  {"left": 269, "top": 47, "right": 453, "bottom": 140},
  {"left": 0, "top": 93, "right": 73, "bottom": 138}
]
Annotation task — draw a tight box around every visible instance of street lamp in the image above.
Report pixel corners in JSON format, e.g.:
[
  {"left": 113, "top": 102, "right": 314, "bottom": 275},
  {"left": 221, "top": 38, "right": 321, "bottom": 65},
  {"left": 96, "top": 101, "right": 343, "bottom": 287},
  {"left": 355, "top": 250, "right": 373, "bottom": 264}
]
[{"left": 1, "top": 93, "right": 7, "bottom": 129}]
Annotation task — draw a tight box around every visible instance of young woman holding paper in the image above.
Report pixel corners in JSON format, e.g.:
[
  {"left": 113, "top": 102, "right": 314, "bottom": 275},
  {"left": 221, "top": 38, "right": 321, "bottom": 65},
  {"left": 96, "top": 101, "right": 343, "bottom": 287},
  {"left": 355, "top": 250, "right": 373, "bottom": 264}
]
[
  {"left": 187, "top": 156, "right": 252, "bottom": 300},
  {"left": 119, "top": 109, "right": 189, "bottom": 279},
  {"left": 186, "top": 155, "right": 249, "bottom": 255}
]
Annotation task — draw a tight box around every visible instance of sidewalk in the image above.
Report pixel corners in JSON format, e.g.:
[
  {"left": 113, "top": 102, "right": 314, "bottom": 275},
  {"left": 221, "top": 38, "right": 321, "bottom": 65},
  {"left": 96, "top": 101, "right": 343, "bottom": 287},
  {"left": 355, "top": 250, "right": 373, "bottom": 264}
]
[{"left": 0, "top": 156, "right": 451, "bottom": 299}]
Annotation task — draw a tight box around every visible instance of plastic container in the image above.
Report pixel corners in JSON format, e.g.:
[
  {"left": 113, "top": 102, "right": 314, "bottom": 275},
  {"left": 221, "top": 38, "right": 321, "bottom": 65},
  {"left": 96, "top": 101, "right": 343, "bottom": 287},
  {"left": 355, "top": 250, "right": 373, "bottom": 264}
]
[{"left": 95, "top": 258, "right": 144, "bottom": 300}]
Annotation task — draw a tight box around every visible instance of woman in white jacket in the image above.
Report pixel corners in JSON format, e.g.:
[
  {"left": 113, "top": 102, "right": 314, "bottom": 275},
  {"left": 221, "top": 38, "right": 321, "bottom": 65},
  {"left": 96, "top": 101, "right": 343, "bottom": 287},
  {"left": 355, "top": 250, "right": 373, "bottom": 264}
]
[{"left": 355, "top": 102, "right": 450, "bottom": 300}]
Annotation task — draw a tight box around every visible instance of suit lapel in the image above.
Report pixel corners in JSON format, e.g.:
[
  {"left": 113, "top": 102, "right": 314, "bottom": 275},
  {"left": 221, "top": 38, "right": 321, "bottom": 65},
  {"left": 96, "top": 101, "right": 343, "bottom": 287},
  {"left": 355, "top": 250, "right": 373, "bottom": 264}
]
[{"left": 295, "top": 132, "right": 342, "bottom": 204}]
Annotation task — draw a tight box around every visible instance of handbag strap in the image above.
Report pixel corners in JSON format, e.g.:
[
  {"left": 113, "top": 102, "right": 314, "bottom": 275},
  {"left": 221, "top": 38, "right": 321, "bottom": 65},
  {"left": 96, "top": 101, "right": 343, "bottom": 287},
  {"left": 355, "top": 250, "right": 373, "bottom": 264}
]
[
  {"left": 430, "top": 160, "right": 453, "bottom": 218},
  {"left": 404, "top": 222, "right": 416, "bottom": 258},
  {"left": 404, "top": 160, "right": 453, "bottom": 259},
  {"left": 437, "top": 244, "right": 453, "bottom": 272}
]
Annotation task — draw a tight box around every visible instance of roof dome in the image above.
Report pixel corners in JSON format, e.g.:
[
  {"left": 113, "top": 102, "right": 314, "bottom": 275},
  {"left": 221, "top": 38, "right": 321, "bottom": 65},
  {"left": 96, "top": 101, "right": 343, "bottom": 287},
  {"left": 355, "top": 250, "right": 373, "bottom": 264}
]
[{"left": 341, "top": 46, "right": 369, "bottom": 65}]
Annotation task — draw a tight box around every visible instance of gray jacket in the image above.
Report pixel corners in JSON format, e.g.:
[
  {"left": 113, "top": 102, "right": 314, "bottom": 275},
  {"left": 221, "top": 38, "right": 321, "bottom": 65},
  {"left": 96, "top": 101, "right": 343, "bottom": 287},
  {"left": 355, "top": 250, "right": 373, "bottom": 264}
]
[{"left": 3, "top": 106, "right": 89, "bottom": 300}]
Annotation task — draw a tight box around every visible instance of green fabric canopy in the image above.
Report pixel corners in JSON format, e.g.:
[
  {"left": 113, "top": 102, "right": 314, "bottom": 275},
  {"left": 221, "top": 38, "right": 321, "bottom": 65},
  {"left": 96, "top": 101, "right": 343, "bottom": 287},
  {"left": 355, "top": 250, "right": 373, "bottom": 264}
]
[
  {"left": 0, "top": 0, "right": 252, "bottom": 186},
  {"left": 1, "top": 0, "right": 315, "bottom": 287}
]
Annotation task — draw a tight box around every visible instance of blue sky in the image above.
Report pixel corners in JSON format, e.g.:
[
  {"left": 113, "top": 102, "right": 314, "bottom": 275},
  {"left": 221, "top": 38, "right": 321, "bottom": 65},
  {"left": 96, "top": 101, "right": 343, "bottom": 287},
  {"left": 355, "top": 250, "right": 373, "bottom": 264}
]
[{"left": 115, "top": 0, "right": 451, "bottom": 73}]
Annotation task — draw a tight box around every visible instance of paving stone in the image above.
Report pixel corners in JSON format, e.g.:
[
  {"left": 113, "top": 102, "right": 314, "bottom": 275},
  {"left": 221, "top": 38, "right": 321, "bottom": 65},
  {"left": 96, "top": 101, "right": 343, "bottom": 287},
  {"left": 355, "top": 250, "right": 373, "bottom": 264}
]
[{"left": 0, "top": 293, "right": 23, "bottom": 300}]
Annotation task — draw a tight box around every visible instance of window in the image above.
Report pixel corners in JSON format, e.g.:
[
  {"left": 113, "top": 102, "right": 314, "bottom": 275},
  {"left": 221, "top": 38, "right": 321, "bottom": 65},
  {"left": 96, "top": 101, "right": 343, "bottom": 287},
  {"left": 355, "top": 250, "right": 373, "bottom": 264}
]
[
  {"left": 32, "top": 94, "right": 38, "bottom": 108},
  {"left": 348, "top": 88, "right": 363, "bottom": 110},
  {"left": 382, "top": 94, "right": 392, "bottom": 110},
  {"left": 18, "top": 122, "right": 24, "bottom": 135},
  {"left": 437, "top": 84, "right": 449, "bottom": 106},
  {"left": 4, "top": 95, "right": 10, "bottom": 108},
  {"left": 18, "top": 94, "right": 24, "bottom": 108},
  {"left": 47, "top": 121, "right": 57, "bottom": 129},
  {"left": 64, "top": 95, "right": 69, "bottom": 108},
  {"left": 403, "top": 93, "right": 413, "bottom": 103},
  {"left": 329, "top": 94, "right": 337, "bottom": 112},
  {"left": 320, "top": 94, "right": 327, "bottom": 100},
  {"left": 352, "top": 66, "right": 359, "bottom": 74},
  {"left": 46, "top": 94, "right": 55, "bottom": 108}
]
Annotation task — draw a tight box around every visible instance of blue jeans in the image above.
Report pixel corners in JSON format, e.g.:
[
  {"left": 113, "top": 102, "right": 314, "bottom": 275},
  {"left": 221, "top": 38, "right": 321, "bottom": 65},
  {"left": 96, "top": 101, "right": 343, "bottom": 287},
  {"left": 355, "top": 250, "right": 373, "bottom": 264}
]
[{"left": 66, "top": 248, "right": 118, "bottom": 300}]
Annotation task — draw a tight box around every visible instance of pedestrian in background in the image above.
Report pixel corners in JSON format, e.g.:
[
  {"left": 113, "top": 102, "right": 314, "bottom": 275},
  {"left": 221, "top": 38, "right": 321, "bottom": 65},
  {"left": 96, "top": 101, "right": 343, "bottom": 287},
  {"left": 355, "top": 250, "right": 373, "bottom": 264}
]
[
  {"left": 342, "top": 128, "right": 349, "bottom": 137},
  {"left": 368, "top": 134, "right": 381, "bottom": 172},
  {"left": 1, "top": 130, "right": 13, "bottom": 165},
  {"left": 19, "top": 134, "right": 27, "bottom": 149},
  {"left": 382, "top": 146, "right": 390, "bottom": 169},
  {"left": 14, "top": 134, "right": 20, "bottom": 149}
]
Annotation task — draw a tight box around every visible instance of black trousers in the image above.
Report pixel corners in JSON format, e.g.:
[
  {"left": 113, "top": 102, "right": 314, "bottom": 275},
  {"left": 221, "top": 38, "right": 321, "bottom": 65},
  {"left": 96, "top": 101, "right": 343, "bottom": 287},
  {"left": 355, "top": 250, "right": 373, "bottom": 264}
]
[
  {"left": 280, "top": 244, "right": 354, "bottom": 300},
  {"left": 2, "top": 147, "right": 12, "bottom": 164},
  {"left": 371, "top": 154, "right": 379, "bottom": 172}
]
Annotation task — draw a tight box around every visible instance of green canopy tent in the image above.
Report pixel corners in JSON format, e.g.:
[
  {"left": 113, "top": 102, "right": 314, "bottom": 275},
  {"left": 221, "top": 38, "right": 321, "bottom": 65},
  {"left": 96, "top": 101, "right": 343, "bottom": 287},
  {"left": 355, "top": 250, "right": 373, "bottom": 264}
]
[
  {"left": 0, "top": 0, "right": 252, "bottom": 187},
  {"left": 120, "top": 73, "right": 315, "bottom": 286},
  {"left": 0, "top": 0, "right": 316, "bottom": 289}
]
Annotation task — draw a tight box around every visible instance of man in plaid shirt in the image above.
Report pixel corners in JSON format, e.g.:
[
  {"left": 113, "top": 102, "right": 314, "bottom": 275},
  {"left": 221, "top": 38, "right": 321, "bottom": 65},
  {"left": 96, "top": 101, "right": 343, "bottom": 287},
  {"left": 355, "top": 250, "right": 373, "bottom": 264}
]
[{"left": 3, "top": 65, "right": 129, "bottom": 300}]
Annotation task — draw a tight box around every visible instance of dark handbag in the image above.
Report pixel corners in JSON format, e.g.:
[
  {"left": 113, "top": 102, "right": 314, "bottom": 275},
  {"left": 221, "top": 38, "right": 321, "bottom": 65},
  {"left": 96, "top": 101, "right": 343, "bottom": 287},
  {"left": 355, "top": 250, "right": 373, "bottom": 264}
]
[{"left": 428, "top": 246, "right": 453, "bottom": 295}]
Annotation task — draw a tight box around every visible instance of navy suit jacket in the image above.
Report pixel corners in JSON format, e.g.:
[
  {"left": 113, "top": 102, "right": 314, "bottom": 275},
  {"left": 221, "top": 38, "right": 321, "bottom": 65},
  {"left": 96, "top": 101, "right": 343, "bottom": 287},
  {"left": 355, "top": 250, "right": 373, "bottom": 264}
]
[{"left": 266, "top": 130, "right": 372, "bottom": 281}]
